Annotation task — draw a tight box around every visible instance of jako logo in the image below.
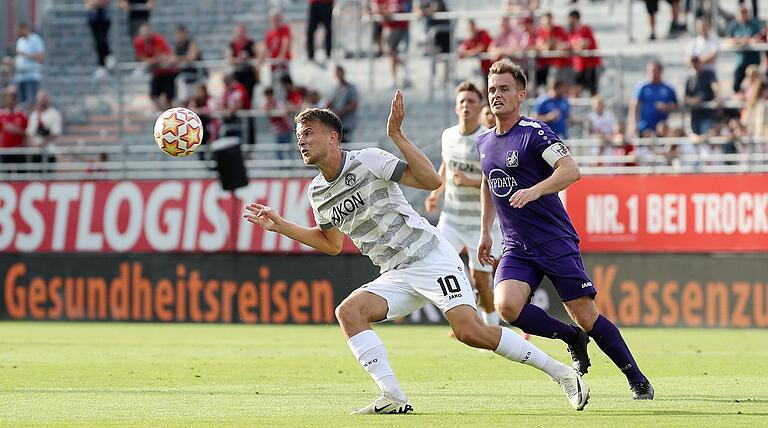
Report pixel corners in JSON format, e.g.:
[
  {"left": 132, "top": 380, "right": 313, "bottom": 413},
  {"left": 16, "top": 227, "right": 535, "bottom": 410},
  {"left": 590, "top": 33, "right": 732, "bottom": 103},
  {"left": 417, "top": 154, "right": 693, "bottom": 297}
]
[
  {"left": 520, "top": 350, "right": 532, "bottom": 364},
  {"left": 363, "top": 358, "right": 378, "bottom": 368},
  {"left": 488, "top": 169, "right": 517, "bottom": 197},
  {"left": 581, "top": 282, "right": 593, "bottom": 289},
  {"left": 331, "top": 192, "right": 365, "bottom": 226}
]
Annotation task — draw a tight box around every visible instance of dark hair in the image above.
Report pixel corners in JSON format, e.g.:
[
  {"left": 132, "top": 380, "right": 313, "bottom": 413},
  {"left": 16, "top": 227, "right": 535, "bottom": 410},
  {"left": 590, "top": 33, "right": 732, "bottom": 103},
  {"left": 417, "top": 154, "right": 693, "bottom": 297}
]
[
  {"left": 568, "top": 10, "right": 580, "bottom": 20},
  {"left": 551, "top": 79, "right": 567, "bottom": 90},
  {"left": 263, "top": 87, "right": 274, "bottom": 96},
  {"left": 176, "top": 24, "right": 188, "bottom": 32},
  {"left": 295, "top": 108, "right": 344, "bottom": 141},
  {"left": 280, "top": 74, "right": 293, "bottom": 86},
  {"left": 649, "top": 60, "right": 664, "bottom": 71},
  {"left": 455, "top": 81, "right": 484, "bottom": 101},
  {"left": 488, "top": 58, "right": 527, "bottom": 90}
]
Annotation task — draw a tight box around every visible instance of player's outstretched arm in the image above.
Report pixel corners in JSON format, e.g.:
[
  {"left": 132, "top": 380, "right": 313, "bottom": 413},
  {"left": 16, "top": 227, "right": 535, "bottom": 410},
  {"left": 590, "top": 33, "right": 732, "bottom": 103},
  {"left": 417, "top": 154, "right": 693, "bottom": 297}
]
[
  {"left": 243, "top": 203, "right": 345, "bottom": 255},
  {"left": 509, "top": 156, "right": 581, "bottom": 209},
  {"left": 477, "top": 175, "right": 497, "bottom": 267},
  {"left": 386, "top": 91, "right": 442, "bottom": 191}
]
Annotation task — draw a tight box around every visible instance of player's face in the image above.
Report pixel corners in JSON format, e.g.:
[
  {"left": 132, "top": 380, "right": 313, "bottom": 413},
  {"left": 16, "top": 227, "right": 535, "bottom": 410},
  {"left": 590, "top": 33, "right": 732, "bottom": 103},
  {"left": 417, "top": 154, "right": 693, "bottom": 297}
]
[
  {"left": 455, "top": 90, "right": 482, "bottom": 123},
  {"left": 296, "top": 120, "right": 335, "bottom": 165},
  {"left": 488, "top": 73, "right": 526, "bottom": 117}
]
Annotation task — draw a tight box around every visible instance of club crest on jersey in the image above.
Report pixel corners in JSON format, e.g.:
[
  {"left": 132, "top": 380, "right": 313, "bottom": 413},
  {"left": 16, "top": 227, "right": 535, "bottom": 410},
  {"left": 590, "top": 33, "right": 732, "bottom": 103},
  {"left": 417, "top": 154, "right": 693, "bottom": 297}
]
[
  {"left": 487, "top": 168, "right": 517, "bottom": 197},
  {"left": 506, "top": 150, "right": 518, "bottom": 168},
  {"left": 344, "top": 173, "right": 357, "bottom": 186}
]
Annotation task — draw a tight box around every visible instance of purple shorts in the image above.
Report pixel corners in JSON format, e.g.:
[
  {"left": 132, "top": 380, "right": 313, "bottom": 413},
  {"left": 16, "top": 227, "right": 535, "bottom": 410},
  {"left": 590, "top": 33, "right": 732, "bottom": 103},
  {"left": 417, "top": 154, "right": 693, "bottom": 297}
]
[{"left": 495, "top": 238, "right": 597, "bottom": 302}]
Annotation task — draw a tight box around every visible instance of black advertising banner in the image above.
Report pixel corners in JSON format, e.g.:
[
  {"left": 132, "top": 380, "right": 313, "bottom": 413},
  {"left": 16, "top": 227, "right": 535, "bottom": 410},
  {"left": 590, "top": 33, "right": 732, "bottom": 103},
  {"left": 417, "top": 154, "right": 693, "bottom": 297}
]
[
  {"left": 0, "top": 254, "right": 374, "bottom": 324},
  {"left": 1, "top": 253, "right": 766, "bottom": 327}
]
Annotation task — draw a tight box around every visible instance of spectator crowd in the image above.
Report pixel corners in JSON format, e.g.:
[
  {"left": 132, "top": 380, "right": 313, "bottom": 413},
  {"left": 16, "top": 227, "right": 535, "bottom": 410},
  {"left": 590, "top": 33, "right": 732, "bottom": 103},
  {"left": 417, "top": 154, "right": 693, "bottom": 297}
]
[{"left": 2, "top": 0, "right": 768, "bottom": 173}]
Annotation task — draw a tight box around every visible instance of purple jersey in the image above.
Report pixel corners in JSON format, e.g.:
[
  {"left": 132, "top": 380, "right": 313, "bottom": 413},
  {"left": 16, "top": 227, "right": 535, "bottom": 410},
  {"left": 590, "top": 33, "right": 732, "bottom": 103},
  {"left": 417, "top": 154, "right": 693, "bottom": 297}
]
[{"left": 477, "top": 116, "right": 579, "bottom": 250}]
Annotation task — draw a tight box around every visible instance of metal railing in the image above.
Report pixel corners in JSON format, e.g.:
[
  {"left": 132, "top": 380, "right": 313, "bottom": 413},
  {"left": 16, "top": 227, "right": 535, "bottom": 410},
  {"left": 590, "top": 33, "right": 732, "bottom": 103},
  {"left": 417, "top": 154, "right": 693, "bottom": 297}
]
[
  {"left": 0, "top": 141, "right": 376, "bottom": 181},
  {"left": 1, "top": 136, "right": 764, "bottom": 181}
]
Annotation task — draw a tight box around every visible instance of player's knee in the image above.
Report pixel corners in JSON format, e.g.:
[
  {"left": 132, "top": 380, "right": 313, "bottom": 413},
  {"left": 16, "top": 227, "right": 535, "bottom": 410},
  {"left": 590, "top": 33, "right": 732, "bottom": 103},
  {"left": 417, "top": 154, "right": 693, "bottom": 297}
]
[
  {"left": 453, "top": 324, "right": 486, "bottom": 348},
  {"left": 334, "top": 300, "right": 361, "bottom": 324},
  {"left": 495, "top": 300, "right": 524, "bottom": 323},
  {"left": 571, "top": 310, "right": 598, "bottom": 331}
]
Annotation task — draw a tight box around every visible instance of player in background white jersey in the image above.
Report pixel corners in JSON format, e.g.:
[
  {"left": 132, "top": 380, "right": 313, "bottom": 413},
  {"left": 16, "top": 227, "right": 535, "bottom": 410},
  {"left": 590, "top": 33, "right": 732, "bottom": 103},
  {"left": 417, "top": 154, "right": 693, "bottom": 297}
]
[
  {"left": 243, "top": 91, "right": 589, "bottom": 414},
  {"left": 425, "top": 81, "right": 502, "bottom": 328}
]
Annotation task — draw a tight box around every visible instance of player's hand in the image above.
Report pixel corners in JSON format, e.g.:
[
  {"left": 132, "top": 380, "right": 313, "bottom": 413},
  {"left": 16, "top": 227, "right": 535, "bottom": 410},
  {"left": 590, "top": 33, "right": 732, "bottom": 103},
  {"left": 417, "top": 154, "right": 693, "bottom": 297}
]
[
  {"left": 424, "top": 192, "right": 439, "bottom": 213},
  {"left": 243, "top": 203, "right": 284, "bottom": 232},
  {"left": 387, "top": 90, "right": 405, "bottom": 137},
  {"left": 509, "top": 187, "right": 543, "bottom": 209},
  {"left": 477, "top": 233, "right": 494, "bottom": 267},
  {"left": 453, "top": 171, "right": 468, "bottom": 186}
]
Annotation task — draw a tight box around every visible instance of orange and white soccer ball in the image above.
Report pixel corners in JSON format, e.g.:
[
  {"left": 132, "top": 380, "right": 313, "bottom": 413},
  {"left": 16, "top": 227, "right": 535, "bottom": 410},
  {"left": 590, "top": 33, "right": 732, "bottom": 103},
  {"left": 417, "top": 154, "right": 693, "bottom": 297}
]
[{"left": 153, "top": 107, "right": 204, "bottom": 157}]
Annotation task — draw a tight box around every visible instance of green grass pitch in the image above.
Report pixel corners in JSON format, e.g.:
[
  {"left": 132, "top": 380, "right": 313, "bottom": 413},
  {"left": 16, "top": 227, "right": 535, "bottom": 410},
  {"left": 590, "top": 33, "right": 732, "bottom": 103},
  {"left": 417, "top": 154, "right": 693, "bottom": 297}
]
[{"left": 1, "top": 322, "right": 767, "bottom": 427}]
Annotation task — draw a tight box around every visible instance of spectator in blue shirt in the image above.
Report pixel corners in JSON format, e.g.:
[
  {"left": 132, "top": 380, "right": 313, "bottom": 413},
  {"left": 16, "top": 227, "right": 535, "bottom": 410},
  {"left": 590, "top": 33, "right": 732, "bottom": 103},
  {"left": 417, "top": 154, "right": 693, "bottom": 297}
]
[
  {"left": 629, "top": 61, "right": 678, "bottom": 136},
  {"left": 533, "top": 79, "right": 570, "bottom": 139},
  {"left": 725, "top": 5, "right": 763, "bottom": 93},
  {"left": 14, "top": 23, "right": 45, "bottom": 106}
]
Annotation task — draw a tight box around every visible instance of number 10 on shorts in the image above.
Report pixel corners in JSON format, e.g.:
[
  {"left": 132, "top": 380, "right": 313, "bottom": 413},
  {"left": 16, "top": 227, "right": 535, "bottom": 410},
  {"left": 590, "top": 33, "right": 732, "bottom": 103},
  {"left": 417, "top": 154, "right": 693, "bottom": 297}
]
[{"left": 437, "top": 275, "right": 461, "bottom": 296}]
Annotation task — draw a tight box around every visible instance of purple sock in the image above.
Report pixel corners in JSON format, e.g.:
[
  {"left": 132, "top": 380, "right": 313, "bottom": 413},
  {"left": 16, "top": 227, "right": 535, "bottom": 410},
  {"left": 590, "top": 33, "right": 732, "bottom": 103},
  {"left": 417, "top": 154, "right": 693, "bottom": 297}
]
[
  {"left": 588, "top": 314, "right": 647, "bottom": 384},
  {"left": 510, "top": 303, "right": 578, "bottom": 343}
]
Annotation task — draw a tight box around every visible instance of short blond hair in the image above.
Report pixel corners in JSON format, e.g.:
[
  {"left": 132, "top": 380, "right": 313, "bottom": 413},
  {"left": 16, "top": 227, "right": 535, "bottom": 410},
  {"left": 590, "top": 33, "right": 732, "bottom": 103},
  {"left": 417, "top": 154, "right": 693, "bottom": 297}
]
[{"left": 488, "top": 58, "right": 527, "bottom": 90}]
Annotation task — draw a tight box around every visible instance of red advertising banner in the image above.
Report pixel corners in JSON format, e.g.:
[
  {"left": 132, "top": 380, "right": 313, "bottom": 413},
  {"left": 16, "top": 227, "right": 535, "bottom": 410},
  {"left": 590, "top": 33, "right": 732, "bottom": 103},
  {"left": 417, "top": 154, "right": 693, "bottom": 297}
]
[
  {"left": 0, "top": 179, "right": 359, "bottom": 254},
  {"left": 567, "top": 174, "right": 768, "bottom": 252}
]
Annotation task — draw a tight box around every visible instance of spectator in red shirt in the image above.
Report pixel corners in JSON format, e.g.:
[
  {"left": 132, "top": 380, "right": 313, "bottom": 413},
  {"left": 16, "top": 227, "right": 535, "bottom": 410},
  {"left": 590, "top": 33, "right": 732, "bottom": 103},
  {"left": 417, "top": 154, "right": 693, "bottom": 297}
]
[
  {"left": 187, "top": 83, "right": 219, "bottom": 152},
  {"left": 133, "top": 23, "right": 178, "bottom": 110},
  {"left": 279, "top": 75, "right": 306, "bottom": 116},
  {"left": 221, "top": 73, "right": 251, "bottom": 144},
  {"left": 262, "top": 87, "right": 293, "bottom": 159},
  {"left": 226, "top": 23, "right": 262, "bottom": 104},
  {"left": 534, "top": 12, "right": 572, "bottom": 93},
  {"left": 489, "top": 16, "right": 535, "bottom": 71},
  {"left": 265, "top": 10, "right": 292, "bottom": 81},
  {"left": 457, "top": 19, "right": 493, "bottom": 79},
  {"left": 374, "top": 0, "right": 411, "bottom": 88},
  {"left": 567, "top": 10, "right": 601, "bottom": 97},
  {"left": 0, "top": 87, "right": 28, "bottom": 165}
]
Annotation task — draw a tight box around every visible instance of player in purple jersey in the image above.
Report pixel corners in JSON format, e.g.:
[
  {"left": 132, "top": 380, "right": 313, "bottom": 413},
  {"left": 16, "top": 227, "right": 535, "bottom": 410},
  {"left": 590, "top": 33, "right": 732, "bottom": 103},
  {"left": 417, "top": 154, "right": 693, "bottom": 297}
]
[{"left": 476, "top": 59, "right": 654, "bottom": 400}]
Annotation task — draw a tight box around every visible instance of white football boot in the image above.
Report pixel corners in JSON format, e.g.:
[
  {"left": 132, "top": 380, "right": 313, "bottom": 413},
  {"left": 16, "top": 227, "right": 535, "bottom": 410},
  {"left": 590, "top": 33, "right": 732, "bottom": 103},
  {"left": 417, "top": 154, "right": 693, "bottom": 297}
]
[
  {"left": 554, "top": 369, "right": 590, "bottom": 411},
  {"left": 351, "top": 395, "right": 414, "bottom": 415}
]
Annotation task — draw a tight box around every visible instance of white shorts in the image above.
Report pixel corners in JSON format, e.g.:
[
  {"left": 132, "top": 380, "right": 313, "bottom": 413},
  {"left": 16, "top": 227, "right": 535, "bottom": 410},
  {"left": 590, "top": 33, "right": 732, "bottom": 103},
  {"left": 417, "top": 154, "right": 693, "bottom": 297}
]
[
  {"left": 359, "top": 237, "right": 477, "bottom": 321},
  {"left": 437, "top": 220, "right": 503, "bottom": 273}
]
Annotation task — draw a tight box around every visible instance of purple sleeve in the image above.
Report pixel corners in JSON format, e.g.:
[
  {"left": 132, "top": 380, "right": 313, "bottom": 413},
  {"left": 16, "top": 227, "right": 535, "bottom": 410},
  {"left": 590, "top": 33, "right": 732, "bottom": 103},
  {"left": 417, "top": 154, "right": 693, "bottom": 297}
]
[
  {"left": 530, "top": 122, "right": 563, "bottom": 156},
  {"left": 530, "top": 122, "right": 571, "bottom": 167}
]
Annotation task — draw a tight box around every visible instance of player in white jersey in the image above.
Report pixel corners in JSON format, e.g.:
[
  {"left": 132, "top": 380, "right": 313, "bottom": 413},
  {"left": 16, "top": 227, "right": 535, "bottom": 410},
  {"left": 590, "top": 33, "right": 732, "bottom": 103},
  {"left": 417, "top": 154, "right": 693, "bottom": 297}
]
[
  {"left": 425, "top": 81, "right": 503, "bottom": 327},
  {"left": 243, "top": 91, "right": 589, "bottom": 414}
]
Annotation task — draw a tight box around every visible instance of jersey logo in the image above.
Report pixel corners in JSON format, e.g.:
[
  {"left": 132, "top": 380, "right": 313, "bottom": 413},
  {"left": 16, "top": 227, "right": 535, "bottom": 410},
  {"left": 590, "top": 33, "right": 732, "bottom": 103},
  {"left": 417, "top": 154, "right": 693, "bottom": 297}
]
[
  {"left": 331, "top": 192, "right": 365, "bottom": 226},
  {"left": 487, "top": 169, "right": 518, "bottom": 198},
  {"left": 344, "top": 173, "right": 357, "bottom": 187},
  {"left": 519, "top": 119, "right": 542, "bottom": 129},
  {"left": 449, "top": 159, "right": 478, "bottom": 173},
  {"left": 506, "top": 150, "right": 518, "bottom": 168}
]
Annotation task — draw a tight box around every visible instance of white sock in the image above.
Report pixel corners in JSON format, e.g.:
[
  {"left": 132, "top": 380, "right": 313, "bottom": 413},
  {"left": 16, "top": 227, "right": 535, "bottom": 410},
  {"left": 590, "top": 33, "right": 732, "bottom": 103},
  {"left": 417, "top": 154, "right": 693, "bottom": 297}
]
[
  {"left": 494, "top": 328, "right": 570, "bottom": 379},
  {"left": 347, "top": 330, "right": 407, "bottom": 402},
  {"left": 481, "top": 310, "right": 500, "bottom": 326}
]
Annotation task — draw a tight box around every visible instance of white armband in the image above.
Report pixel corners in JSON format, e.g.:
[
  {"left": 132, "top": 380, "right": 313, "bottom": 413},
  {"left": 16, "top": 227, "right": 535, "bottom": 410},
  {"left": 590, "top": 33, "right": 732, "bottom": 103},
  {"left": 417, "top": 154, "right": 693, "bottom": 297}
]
[{"left": 541, "top": 142, "right": 571, "bottom": 167}]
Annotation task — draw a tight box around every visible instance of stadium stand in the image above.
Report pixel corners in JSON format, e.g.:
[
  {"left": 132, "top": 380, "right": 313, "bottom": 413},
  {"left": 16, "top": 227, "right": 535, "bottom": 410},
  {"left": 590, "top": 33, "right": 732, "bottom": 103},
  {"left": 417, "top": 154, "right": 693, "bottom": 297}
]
[{"left": 0, "top": 0, "right": 765, "bottom": 187}]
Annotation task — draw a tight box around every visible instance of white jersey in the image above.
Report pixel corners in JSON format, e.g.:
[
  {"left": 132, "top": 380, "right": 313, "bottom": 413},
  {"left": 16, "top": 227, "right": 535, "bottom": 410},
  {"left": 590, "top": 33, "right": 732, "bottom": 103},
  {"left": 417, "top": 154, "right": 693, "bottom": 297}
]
[
  {"left": 440, "top": 124, "right": 487, "bottom": 230},
  {"left": 309, "top": 148, "right": 440, "bottom": 273}
]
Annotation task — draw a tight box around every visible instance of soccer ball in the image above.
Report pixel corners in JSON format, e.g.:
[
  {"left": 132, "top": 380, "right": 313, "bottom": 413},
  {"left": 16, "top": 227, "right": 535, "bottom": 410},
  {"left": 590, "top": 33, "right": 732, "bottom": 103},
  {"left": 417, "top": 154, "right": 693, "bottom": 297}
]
[{"left": 153, "top": 107, "right": 204, "bottom": 157}]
